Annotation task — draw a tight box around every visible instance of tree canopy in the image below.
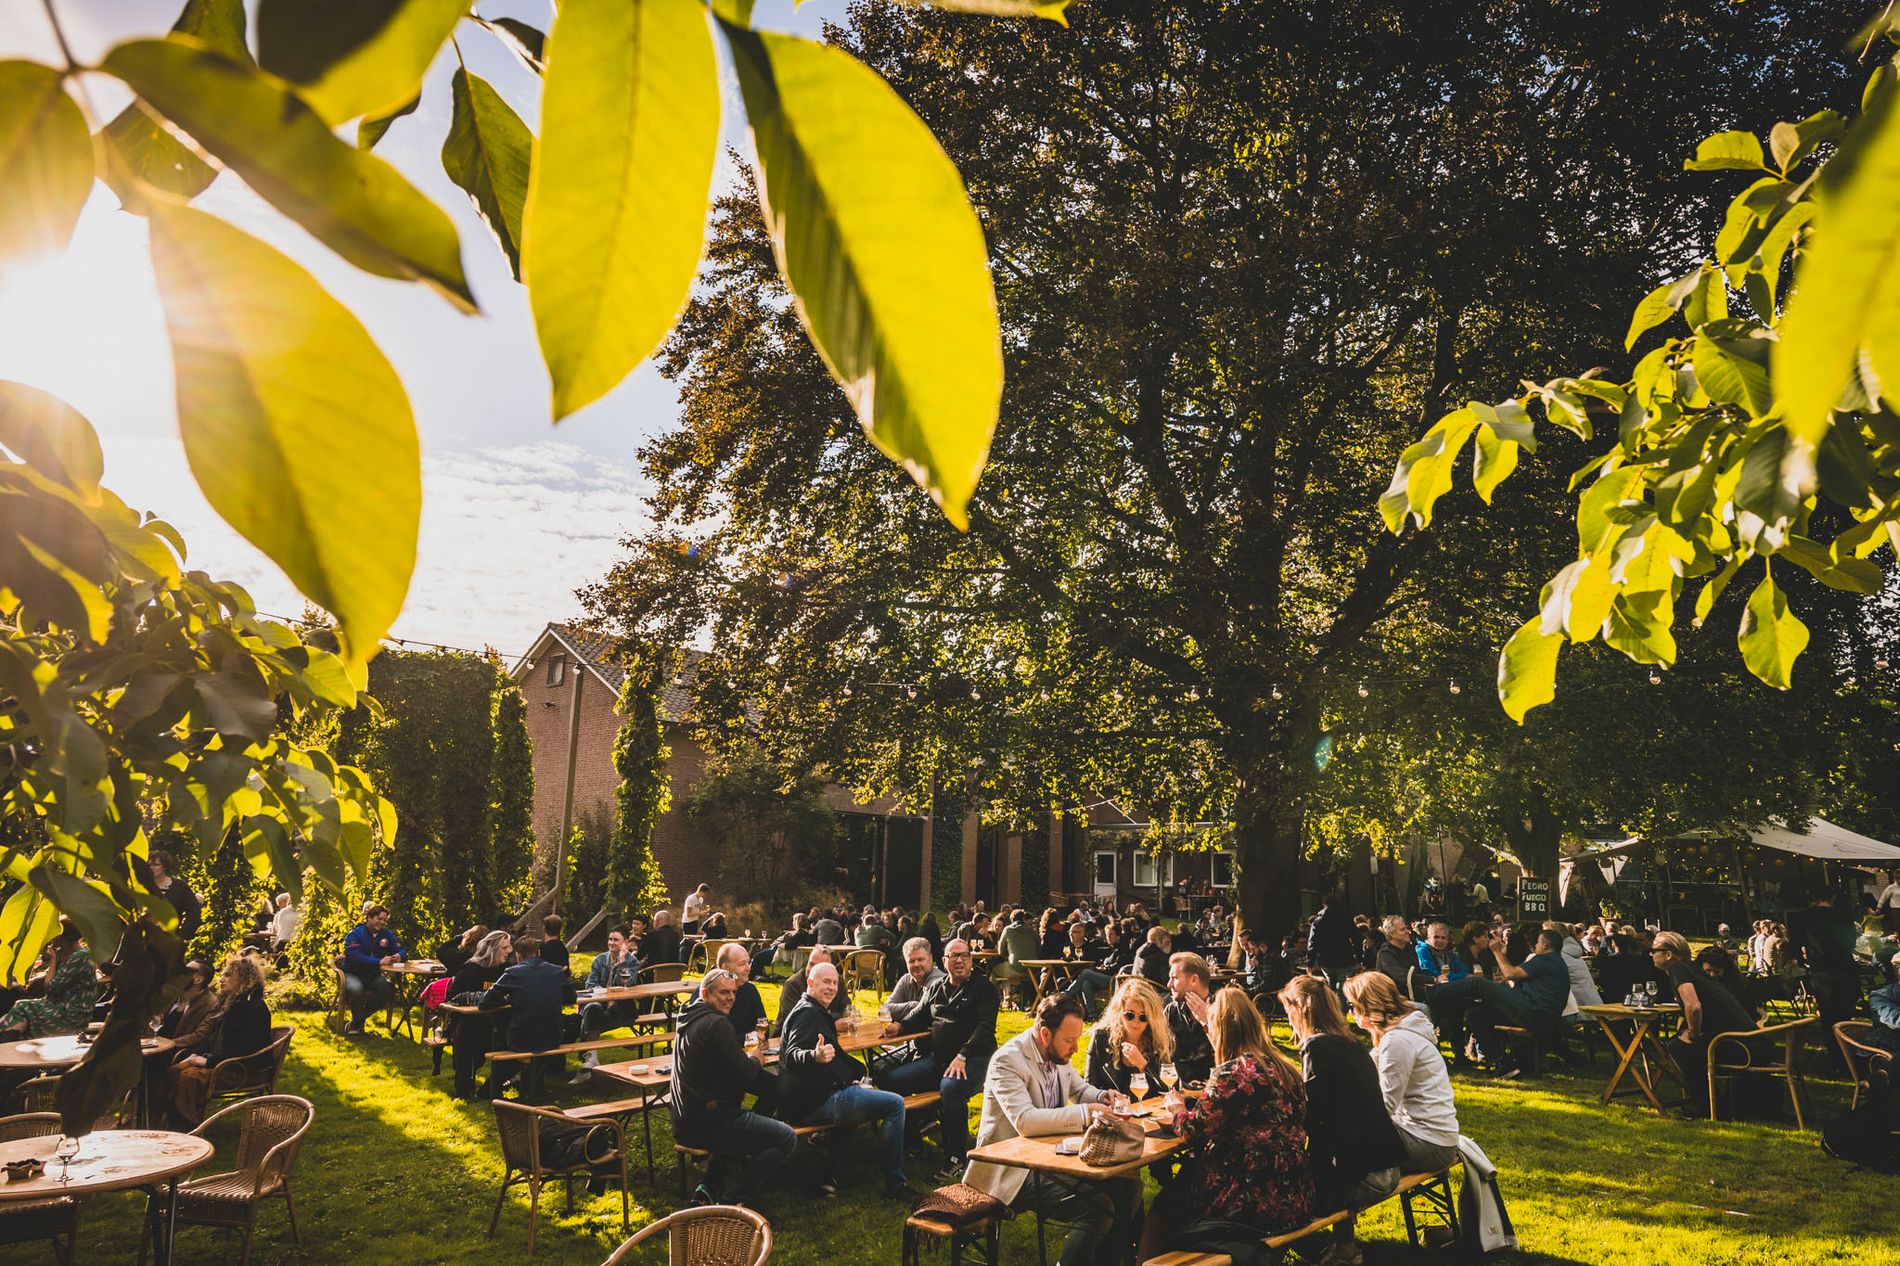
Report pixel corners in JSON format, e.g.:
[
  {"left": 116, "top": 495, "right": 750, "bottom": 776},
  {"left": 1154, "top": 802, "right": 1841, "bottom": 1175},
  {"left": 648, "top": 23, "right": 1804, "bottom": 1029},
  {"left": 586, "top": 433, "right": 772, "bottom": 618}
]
[{"left": 584, "top": 0, "right": 1871, "bottom": 933}]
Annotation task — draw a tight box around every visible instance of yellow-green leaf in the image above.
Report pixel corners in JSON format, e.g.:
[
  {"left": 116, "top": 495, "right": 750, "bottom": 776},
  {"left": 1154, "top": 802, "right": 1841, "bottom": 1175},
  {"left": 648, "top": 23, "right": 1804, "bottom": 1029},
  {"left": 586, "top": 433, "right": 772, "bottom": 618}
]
[
  {"left": 1776, "top": 79, "right": 1900, "bottom": 445},
  {"left": 441, "top": 69, "right": 532, "bottom": 280},
  {"left": 147, "top": 205, "right": 419, "bottom": 673},
  {"left": 357, "top": 94, "right": 419, "bottom": 151},
  {"left": 0, "top": 61, "right": 94, "bottom": 270},
  {"left": 1497, "top": 617, "right": 1560, "bottom": 724},
  {"left": 524, "top": 0, "right": 720, "bottom": 419},
  {"left": 1684, "top": 130, "right": 1766, "bottom": 172},
  {"left": 892, "top": 0, "right": 1072, "bottom": 19},
  {"left": 1625, "top": 277, "right": 1681, "bottom": 351},
  {"left": 724, "top": 21, "right": 1003, "bottom": 529},
  {"left": 1471, "top": 423, "right": 1518, "bottom": 503},
  {"left": 1736, "top": 566, "right": 1808, "bottom": 688},
  {"left": 257, "top": 0, "right": 465, "bottom": 125},
  {"left": 103, "top": 37, "right": 474, "bottom": 312},
  {"left": 0, "top": 380, "right": 103, "bottom": 493}
]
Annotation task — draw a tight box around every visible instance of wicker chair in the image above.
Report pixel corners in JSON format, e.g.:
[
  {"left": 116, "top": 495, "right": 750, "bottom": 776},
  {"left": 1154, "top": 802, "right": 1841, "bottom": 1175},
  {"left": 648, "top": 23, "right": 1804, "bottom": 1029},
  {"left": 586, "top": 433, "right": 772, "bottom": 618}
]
[
  {"left": 1835, "top": 1020, "right": 1895, "bottom": 1111},
  {"left": 137, "top": 1094, "right": 313, "bottom": 1266},
  {"left": 841, "top": 948, "right": 887, "bottom": 997},
  {"left": 205, "top": 1025, "right": 296, "bottom": 1112},
  {"left": 18, "top": 1075, "right": 135, "bottom": 1129},
  {"left": 600, "top": 1205, "right": 771, "bottom": 1266},
  {"left": 640, "top": 962, "right": 689, "bottom": 985},
  {"left": 1707, "top": 1016, "right": 1815, "bottom": 1129},
  {"left": 489, "top": 1099, "right": 631, "bottom": 1257},
  {"left": 0, "top": 1113, "right": 78, "bottom": 1266}
]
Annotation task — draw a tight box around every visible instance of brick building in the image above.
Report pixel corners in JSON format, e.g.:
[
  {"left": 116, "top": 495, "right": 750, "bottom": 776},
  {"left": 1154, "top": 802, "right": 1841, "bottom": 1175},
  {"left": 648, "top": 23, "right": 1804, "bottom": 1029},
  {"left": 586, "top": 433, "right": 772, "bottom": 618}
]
[{"left": 510, "top": 624, "right": 935, "bottom": 916}]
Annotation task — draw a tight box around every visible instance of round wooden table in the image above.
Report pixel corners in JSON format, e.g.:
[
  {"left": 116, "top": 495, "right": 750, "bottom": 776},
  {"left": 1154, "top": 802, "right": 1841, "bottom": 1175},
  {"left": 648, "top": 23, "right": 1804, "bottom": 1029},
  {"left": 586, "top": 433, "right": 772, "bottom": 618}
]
[
  {"left": 0, "top": 1129, "right": 211, "bottom": 1265},
  {"left": 0, "top": 1034, "right": 175, "bottom": 1070}
]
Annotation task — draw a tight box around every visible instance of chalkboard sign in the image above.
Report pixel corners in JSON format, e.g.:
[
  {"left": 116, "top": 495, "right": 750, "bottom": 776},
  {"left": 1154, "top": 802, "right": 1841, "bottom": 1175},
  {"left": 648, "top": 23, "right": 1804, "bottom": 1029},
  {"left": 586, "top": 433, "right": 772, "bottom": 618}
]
[{"left": 1518, "top": 877, "right": 1552, "bottom": 920}]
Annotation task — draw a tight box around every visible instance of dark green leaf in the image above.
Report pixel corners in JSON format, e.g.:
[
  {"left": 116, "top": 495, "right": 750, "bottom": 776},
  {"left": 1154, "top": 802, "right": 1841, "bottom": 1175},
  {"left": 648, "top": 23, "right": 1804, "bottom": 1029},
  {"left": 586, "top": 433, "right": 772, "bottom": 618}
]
[
  {"left": 441, "top": 69, "right": 532, "bottom": 279},
  {"left": 357, "top": 93, "right": 419, "bottom": 150}
]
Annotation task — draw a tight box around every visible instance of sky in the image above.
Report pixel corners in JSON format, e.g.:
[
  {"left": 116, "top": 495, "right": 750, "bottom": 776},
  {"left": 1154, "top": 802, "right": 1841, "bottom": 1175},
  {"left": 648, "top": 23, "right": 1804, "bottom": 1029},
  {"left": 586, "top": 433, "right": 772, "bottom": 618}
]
[{"left": 0, "top": 0, "right": 849, "bottom": 655}]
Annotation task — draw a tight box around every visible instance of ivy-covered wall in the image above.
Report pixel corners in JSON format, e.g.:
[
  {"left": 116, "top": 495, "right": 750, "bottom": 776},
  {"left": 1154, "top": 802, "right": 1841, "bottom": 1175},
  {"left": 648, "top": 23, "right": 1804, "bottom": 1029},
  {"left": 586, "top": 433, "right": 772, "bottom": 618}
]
[{"left": 608, "top": 670, "right": 672, "bottom": 921}]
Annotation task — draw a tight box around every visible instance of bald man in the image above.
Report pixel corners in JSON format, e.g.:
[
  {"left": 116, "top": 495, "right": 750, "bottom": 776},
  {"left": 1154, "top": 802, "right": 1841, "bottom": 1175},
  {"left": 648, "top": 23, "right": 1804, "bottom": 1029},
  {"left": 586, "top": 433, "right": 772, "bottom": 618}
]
[{"left": 778, "top": 963, "right": 912, "bottom": 1199}]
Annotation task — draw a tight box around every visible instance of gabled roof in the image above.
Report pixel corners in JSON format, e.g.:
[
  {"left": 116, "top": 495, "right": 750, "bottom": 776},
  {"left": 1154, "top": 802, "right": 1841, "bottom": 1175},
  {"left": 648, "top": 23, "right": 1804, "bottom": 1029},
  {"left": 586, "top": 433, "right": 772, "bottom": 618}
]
[{"left": 511, "top": 623, "right": 701, "bottom": 724}]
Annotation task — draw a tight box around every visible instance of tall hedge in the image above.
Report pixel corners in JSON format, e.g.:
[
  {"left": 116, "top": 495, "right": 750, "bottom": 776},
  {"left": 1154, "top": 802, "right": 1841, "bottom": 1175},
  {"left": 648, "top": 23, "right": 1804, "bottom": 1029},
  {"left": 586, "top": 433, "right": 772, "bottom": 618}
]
[
  {"left": 486, "top": 678, "right": 536, "bottom": 919},
  {"left": 607, "top": 669, "right": 672, "bottom": 919}
]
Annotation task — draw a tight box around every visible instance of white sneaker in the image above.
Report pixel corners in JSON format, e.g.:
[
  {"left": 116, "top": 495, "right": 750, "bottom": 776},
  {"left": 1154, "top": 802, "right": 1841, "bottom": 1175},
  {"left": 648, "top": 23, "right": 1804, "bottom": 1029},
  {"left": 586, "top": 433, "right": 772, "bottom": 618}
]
[{"left": 582, "top": 1051, "right": 600, "bottom": 1069}]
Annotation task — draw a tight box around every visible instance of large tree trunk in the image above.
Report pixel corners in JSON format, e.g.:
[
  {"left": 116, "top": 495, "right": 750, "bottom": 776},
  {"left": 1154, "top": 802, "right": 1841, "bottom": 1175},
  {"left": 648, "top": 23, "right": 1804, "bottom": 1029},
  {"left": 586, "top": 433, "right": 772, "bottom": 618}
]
[
  {"left": 1234, "top": 766, "right": 1308, "bottom": 940},
  {"left": 1502, "top": 794, "right": 1565, "bottom": 879}
]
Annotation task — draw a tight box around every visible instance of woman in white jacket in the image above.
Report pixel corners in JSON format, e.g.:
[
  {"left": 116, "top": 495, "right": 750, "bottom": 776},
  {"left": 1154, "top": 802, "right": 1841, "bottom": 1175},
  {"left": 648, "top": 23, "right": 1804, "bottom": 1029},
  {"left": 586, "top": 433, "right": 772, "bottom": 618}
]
[{"left": 1344, "top": 972, "right": 1461, "bottom": 1174}]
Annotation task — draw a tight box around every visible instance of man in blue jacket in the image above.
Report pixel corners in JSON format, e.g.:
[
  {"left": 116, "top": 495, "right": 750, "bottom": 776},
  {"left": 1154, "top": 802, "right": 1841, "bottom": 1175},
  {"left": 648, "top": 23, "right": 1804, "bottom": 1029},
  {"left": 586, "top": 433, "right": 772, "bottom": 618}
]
[
  {"left": 778, "top": 963, "right": 912, "bottom": 1199},
  {"left": 481, "top": 936, "right": 576, "bottom": 1098},
  {"left": 1414, "top": 921, "right": 1470, "bottom": 991},
  {"left": 341, "top": 906, "right": 405, "bottom": 1036}
]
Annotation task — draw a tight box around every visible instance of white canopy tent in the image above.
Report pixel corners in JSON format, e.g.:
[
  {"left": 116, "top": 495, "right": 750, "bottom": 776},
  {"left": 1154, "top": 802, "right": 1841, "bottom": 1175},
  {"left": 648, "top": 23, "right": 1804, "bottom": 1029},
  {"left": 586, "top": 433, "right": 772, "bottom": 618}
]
[{"left": 1745, "top": 817, "right": 1900, "bottom": 863}]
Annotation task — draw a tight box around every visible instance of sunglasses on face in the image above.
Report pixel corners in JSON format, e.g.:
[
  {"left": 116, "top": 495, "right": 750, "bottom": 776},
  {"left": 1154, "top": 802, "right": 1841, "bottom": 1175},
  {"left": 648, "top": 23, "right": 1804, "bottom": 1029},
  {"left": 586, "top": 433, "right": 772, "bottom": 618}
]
[{"left": 1122, "top": 1011, "right": 1144, "bottom": 1023}]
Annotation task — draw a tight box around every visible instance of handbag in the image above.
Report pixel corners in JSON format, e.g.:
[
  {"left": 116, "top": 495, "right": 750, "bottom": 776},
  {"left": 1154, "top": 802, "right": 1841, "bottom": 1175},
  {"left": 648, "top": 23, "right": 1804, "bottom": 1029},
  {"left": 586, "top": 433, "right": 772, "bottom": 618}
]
[{"left": 1079, "top": 1111, "right": 1145, "bottom": 1167}]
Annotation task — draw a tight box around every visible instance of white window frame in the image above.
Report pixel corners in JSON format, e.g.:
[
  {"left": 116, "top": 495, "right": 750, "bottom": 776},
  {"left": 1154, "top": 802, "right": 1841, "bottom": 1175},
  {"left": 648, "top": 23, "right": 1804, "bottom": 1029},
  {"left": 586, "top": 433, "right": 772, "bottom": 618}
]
[
  {"left": 1131, "top": 851, "right": 1172, "bottom": 889},
  {"left": 1091, "top": 850, "right": 1118, "bottom": 893}
]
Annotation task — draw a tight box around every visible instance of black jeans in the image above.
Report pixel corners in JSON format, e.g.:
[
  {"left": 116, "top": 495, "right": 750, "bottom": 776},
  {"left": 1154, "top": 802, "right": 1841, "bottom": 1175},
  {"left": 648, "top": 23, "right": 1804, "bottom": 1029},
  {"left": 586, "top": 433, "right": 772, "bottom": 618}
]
[{"left": 1018, "top": 1172, "right": 1137, "bottom": 1266}]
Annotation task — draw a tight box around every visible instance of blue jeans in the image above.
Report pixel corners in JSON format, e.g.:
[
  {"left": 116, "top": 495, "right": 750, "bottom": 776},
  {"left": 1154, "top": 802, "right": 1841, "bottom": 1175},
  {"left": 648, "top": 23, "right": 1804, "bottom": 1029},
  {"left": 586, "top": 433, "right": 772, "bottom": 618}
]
[
  {"left": 699, "top": 1110, "right": 797, "bottom": 1203},
  {"left": 807, "top": 1083, "right": 907, "bottom": 1191},
  {"left": 1064, "top": 969, "right": 1112, "bottom": 1017},
  {"left": 750, "top": 946, "right": 781, "bottom": 979},
  {"left": 876, "top": 1050, "right": 989, "bottom": 1162}
]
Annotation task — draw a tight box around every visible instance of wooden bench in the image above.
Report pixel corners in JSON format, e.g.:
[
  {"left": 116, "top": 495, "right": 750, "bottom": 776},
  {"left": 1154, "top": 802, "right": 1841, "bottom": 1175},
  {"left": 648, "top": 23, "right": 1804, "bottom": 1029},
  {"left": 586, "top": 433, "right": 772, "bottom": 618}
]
[
  {"left": 673, "top": 1090, "right": 943, "bottom": 1199},
  {"left": 1141, "top": 1163, "right": 1461, "bottom": 1265},
  {"left": 483, "top": 1033, "right": 670, "bottom": 1064},
  {"left": 902, "top": 1182, "right": 1008, "bottom": 1266}
]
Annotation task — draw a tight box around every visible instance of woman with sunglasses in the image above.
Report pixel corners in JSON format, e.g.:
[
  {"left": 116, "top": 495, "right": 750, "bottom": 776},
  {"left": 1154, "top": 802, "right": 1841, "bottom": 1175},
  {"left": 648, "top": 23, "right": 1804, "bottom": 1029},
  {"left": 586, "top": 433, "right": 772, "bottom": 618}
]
[{"left": 1085, "top": 976, "right": 1174, "bottom": 1097}]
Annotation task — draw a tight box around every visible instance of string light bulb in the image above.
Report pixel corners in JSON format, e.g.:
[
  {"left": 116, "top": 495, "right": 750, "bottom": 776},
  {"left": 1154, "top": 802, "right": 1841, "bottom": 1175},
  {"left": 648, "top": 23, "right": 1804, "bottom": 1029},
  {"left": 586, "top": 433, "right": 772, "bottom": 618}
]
[
  {"left": 906, "top": 685, "right": 918, "bottom": 700},
  {"left": 1648, "top": 668, "right": 1663, "bottom": 685},
  {"left": 1356, "top": 682, "right": 1369, "bottom": 698},
  {"left": 1188, "top": 686, "right": 1202, "bottom": 701},
  {"left": 1448, "top": 679, "right": 1462, "bottom": 695},
  {"left": 1270, "top": 684, "right": 1284, "bottom": 701},
  {"left": 842, "top": 683, "right": 853, "bottom": 698}
]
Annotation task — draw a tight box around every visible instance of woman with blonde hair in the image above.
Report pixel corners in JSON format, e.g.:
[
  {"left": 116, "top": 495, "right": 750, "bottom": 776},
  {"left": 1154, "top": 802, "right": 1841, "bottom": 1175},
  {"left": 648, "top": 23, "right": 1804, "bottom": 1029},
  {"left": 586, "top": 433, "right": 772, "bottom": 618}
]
[
  {"left": 1277, "top": 974, "right": 1404, "bottom": 1266},
  {"left": 1139, "top": 989, "right": 1314, "bottom": 1259},
  {"left": 167, "top": 952, "right": 273, "bottom": 1126},
  {"left": 1085, "top": 976, "right": 1174, "bottom": 1096},
  {"left": 1342, "top": 971, "right": 1460, "bottom": 1174}
]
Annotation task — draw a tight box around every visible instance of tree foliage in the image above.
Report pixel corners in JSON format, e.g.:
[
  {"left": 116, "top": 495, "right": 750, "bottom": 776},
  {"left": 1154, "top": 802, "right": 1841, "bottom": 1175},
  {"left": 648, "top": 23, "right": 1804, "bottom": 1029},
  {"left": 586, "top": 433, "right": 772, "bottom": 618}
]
[
  {"left": 607, "top": 670, "right": 672, "bottom": 919},
  {"left": 1385, "top": 25, "right": 1900, "bottom": 720},
  {"left": 330, "top": 649, "right": 535, "bottom": 950},
  {"left": 684, "top": 747, "right": 843, "bottom": 906},
  {"left": 583, "top": 0, "right": 1867, "bottom": 934}
]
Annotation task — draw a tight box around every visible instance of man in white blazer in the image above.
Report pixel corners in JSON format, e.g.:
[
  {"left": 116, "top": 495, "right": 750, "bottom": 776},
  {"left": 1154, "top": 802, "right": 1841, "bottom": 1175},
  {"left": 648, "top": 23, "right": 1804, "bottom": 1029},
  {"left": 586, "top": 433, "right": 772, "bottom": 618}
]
[{"left": 963, "top": 995, "right": 1136, "bottom": 1266}]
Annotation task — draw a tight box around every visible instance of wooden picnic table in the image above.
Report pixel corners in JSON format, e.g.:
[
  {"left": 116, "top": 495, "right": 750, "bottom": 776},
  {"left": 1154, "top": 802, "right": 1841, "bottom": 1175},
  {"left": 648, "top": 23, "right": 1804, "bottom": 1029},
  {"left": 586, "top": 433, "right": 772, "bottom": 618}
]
[
  {"left": 591, "top": 1028, "right": 924, "bottom": 1183},
  {"left": 1578, "top": 1002, "right": 1686, "bottom": 1112},
  {"left": 1017, "top": 959, "right": 1087, "bottom": 1011},
  {"left": 0, "top": 1128, "right": 212, "bottom": 1266},
  {"left": 965, "top": 1094, "right": 1187, "bottom": 1182}
]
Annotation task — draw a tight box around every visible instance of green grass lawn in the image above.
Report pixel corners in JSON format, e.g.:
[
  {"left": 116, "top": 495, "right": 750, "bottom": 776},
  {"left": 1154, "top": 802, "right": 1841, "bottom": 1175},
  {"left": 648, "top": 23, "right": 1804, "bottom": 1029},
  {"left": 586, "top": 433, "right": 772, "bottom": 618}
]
[{"left": 36, "top": 989, "right": 1896, "bottom": 1266}]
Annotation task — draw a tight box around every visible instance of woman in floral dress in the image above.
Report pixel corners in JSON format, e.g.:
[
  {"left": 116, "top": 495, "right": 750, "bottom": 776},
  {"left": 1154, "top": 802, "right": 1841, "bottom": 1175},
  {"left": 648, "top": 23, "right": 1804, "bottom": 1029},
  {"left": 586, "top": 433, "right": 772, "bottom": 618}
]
[
  {"left": 1139, "top": 988, "right": 1315, "bottom": 1259},
  {"left": 0, "top": 922, "right": 99, "bottom": 1038}
]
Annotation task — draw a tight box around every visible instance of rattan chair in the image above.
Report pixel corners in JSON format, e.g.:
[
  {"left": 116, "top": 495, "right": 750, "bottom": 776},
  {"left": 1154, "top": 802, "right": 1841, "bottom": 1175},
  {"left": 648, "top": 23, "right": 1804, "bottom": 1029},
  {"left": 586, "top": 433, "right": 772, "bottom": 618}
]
[
  {"left": 640, "top": 962, "right": 689, "bottom": 985},
  {"left": 841, "top": 947, "right": 887, "bottom": 996},
  {"left": 489, "top": 1099, "right": 631, "bottom": 1257},
  {"left": 137, "top": 1094, "right": 312, "bottom": 1266},
  {"left": 205, "top": 1025, "right": 296, "bottom": 1112},
  {"left": 1707, "top": 1016, "right": 1815, "bottom": 1129},
  {"left": 1835, "top": 1020, "right": 1895, "bottom": 1111},
  {"left": 600, "top": 1205, "right": 771, "bottom": 1266},
  {"left": 18, "top": 1075, "right": 135, "bottom": 1129},
  {"left": 0, "top": 1113, "right": 78, "bottom": 1266}
]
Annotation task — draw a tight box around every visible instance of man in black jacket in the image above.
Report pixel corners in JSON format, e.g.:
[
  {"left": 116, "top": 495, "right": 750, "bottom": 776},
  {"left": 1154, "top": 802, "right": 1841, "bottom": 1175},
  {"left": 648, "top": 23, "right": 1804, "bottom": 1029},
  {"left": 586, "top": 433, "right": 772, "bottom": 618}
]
[
  {"left": 641, "top": 909, "right": 682, "bottom": 970},
  {"left": 480, "top": 936, "right": 574, "bottom": 1098},
  {"left": 874, "top": 938, "right": 999, "bottom": 1176},
  {"left": 671, "top": 969, "right": 795, "bottom": 1206},
  {"left": 778, "top": 963, "right": 912, "bottom": 1198},
  {"left": 1163, "top": 952, "right": 1217, "bottom": 1085}
]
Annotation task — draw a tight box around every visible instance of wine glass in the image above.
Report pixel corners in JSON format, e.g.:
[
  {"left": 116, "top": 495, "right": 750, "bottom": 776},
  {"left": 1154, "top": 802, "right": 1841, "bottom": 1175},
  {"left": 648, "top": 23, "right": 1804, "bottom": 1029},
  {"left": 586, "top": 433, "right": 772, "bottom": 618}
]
[
  {"left": 54, "top": 1135, "right": 80, "bottom": 1184},
  {"left": 1159, "top": 1061, "right": 1179, "bottom": 1093},
  {"left": 1128, "top": 1069, "right": 1148, "bottom": 1102}
]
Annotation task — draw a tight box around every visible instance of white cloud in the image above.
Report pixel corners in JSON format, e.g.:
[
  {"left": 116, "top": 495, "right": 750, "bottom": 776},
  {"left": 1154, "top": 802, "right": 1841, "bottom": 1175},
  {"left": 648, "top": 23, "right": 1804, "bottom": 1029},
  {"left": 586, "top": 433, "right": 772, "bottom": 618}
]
[{"left": 100, "top": 435, "right": 650, "bottom": 656}]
